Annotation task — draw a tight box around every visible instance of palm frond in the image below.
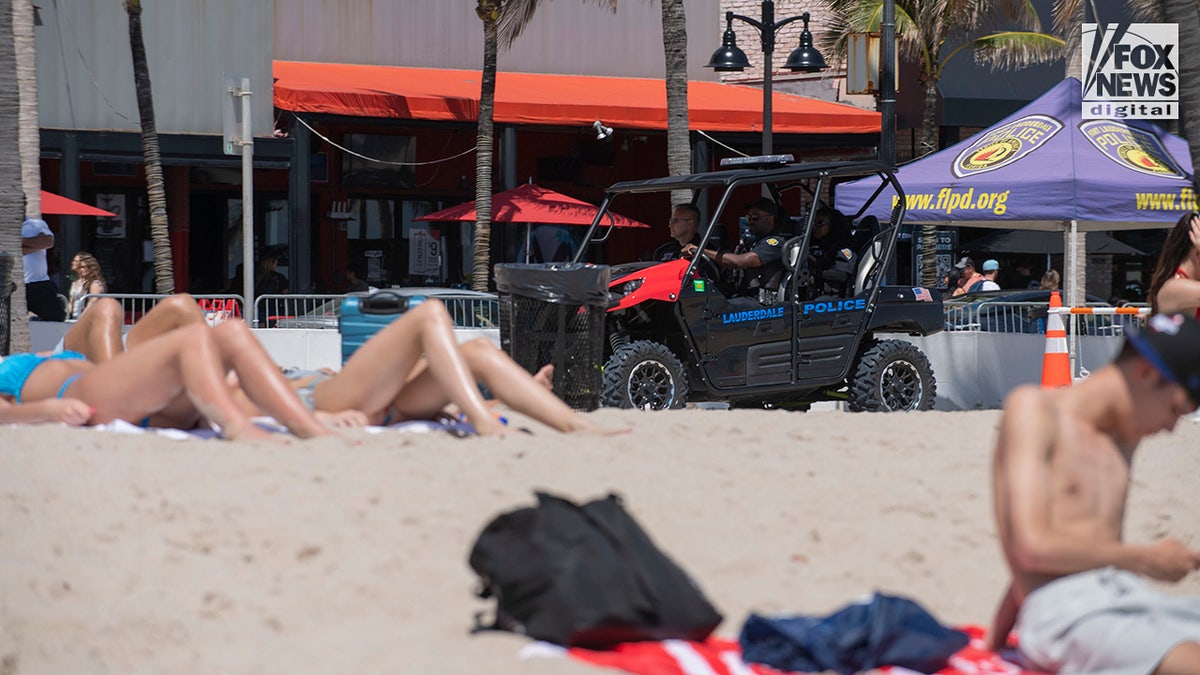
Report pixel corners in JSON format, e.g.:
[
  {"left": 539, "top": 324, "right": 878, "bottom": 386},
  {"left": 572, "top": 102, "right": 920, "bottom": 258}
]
[
  {"left": 496, "top": 0, "right": 617, "bottom": 49},
  {"left": 1051, "top": 0, "right": 1081, "bottom": 36},
  {"left": 1124, "top": 0, "right": 1165, "bottom": 21},
  {"left": 973, "top": 31, "right": 1064, "bottom": 69}
]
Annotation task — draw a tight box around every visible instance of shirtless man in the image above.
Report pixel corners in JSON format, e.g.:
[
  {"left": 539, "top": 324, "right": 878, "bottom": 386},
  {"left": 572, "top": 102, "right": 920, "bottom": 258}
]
[{"left": 990, "top": 312, "right": 1200, "bottom": 673}]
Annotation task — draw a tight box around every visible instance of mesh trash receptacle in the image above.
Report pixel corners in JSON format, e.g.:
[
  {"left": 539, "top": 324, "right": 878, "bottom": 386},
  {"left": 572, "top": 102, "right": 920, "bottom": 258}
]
[
  {"left": 496, "top": 263, "right": 610, "bottom": 411},
  {"left": 0, "top": 252, "right": 13, "bottom": 356}
]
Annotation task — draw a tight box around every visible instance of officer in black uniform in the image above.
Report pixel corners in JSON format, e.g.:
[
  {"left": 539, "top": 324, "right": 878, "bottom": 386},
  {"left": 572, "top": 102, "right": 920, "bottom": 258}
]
[
  {"left": 683, "top": 197, "right": 785, "bottom": 298},
  {"left": 652, "top": 203, "right": 704, "bottom": 262},
  {"left": 808, "top": 207, "right": 858, "bottom": 297}
]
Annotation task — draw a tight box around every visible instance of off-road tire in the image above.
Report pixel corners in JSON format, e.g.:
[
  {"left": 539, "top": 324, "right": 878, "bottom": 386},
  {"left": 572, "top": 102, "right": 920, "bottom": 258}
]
[
  {"left": 848, "top": 339, "right": 936, "bottom": 412},
  {"left": 602, "top": 340, "right": 688, "bottom": 410}
]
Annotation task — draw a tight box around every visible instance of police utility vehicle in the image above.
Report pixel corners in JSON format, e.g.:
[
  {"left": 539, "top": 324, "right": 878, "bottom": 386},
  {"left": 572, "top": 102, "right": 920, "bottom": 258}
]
[{"left": 572, "top": 157, "right": 943, "bottom": 411}]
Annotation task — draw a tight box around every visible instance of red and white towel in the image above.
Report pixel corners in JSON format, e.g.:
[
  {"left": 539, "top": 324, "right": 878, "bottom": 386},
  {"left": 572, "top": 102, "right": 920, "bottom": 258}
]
[{"left": 519, "top": 625, "right": 1046, "bottom": 675}]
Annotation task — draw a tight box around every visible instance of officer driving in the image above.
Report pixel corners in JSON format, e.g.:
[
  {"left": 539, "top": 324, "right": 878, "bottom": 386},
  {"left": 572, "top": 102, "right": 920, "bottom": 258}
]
[{"left": 682, "top": 197, "right": 786, "bottom": 299}]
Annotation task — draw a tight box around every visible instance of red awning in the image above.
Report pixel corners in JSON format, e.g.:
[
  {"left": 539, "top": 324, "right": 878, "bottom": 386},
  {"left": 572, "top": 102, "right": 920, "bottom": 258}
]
[
  {"left": 41, "top": 190, "right": 116, "bottom": 217},
  {"left": 273, "top": 61, "right": 880, "bottom": 135}
]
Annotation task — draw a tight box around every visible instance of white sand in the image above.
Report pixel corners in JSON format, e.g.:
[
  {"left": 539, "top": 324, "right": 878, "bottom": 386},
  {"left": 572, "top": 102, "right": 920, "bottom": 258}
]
[{"left": 2, "top": 408, "right": 1198, "bottom": 674}]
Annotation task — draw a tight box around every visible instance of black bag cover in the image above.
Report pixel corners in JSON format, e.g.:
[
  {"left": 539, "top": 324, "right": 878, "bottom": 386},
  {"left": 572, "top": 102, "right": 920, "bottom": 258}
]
[{"left": 468, "top": 491, "right": 723, "bottom": 649}]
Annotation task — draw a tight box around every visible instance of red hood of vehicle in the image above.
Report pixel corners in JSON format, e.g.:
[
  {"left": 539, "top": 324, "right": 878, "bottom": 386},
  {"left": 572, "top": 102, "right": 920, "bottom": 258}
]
[{"left": 608, "top": 259, "right": 691, "bottom": 311}]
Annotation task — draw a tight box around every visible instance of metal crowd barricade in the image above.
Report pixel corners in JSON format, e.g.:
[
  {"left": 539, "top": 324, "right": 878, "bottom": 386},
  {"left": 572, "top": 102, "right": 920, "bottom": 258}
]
[
  {"left": 944, "top": 300, "right": 1145, "bottom": 336},
  {"left": 79, "top": 293, "right": 247, "bottom": 325},
  {"left": 253, "top": 292, "right": 501, "bottom": 330},
  {"left": 254, "top": 294, "right": 347, "bottom": 329},
  {"left": 1051, "top": 304, "right": 1151, "bottom": 379},
  {"left": 441, "top": 294, "right": 500, "bottom": 329}
]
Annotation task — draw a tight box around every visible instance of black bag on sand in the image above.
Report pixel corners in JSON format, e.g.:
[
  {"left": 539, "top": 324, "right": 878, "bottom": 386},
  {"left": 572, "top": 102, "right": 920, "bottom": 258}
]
[{"left": 468, "top": 491, "right": 723, "bottom": 649}]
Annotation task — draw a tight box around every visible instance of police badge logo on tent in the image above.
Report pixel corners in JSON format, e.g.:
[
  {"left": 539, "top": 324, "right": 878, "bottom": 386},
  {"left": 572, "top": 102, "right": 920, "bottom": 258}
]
[{"left": 952, "top": 114, "right": 1064, "bottom": 178}]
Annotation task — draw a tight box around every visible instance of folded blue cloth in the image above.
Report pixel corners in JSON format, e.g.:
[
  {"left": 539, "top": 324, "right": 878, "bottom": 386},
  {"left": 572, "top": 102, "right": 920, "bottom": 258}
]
[{"left": 739, "top": 592, "right": 969, "bottom": 674}]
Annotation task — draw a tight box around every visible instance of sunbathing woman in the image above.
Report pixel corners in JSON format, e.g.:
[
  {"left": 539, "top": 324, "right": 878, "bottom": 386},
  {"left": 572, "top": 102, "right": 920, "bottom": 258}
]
[
  {"left": 63, "top": 294, "right": 621, "bottom": 434},
  {"left": 289, "top": 299, "right": 621, "bottom": 434},
  {"left": 0, "top": 321, "right": 332, "bottom": 441},
  {"left": 1149, "top": 211, "right": 1200, "bottom": 317}
]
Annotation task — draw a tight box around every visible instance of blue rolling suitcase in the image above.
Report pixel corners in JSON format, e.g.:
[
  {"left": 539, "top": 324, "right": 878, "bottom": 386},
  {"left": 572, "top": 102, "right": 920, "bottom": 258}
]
[{"left": 339, "top": 291, "right": 424, "bottom": 363}]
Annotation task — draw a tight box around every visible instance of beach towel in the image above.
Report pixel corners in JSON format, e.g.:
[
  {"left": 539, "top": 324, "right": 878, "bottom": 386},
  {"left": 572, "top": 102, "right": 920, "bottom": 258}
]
[
  {"left": 520, "top": 625, "right": 1047, "bottom": 675},
  {"left": 79, "top": 416, "right": 478, "bottom": 440}
]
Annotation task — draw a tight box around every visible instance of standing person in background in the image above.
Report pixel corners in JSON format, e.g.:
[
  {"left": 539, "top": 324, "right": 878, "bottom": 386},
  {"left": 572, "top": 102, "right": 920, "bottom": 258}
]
[
  {"left": 1039, "top": 269, "right": 1061, "bottom": 291},
  {"left": 67, "top": 252, "right": 107, "bottom": 319},
  {"left": 255, "top": 254, "right": 289, "bottom": 296},
  {"left": 1149, "top": 212, "right": 1200, "bottom": 317},
  {"left": 344, "top": 262, "right": 370, "bottom": 293},
  {"left": 20, "top": 217, "right": 65, "bottom": 321},
  {"left": 971, "top": 259, "right": 1001, "bottom": 292},
  {"left": 951, "top": 256, "right": 982, "bottom": 297}
]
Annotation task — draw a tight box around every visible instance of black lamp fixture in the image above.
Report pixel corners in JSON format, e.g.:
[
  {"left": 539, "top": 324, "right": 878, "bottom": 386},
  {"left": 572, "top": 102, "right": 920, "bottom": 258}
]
[{"left": 705, "top": 1, "right": 827, "bottom": 154}]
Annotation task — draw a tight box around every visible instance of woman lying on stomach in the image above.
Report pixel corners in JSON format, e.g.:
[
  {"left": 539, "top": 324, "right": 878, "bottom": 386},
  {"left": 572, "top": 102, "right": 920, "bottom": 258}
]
[{"left": 0, "top": 321, "right": 333, "bottom": 442}]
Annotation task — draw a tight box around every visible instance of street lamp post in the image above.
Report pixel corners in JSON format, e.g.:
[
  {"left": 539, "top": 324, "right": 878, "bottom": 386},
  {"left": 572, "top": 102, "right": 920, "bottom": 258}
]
[
  {"left": 880, "top": 0, "right": 896, "bottom": 169},
  {"left": 705, "top": 0, "right": 827, "bottom": 156}
]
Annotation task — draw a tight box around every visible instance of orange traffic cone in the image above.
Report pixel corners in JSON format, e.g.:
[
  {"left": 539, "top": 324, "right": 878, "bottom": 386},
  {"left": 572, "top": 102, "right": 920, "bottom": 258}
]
[{"left": 1041, "top": 291, "right": 1072, "bottom": 388}]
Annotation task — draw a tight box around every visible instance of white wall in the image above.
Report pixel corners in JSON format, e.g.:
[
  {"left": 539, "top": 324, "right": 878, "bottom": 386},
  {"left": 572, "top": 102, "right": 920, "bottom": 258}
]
[
  {"left": 273, "top": 0, "right": 721, "bottom": 80},
  {"left": 36, "top": 1, "right": 274, "bottom": 135}
]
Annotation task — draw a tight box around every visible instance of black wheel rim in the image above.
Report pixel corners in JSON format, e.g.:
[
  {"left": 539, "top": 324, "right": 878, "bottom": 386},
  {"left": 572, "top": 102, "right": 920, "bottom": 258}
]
[
  {"left": 879, "top": 358, "right": 923, "bottom": 411},
  {"left": 626, "top": 359, "right": 675, "bottom": 410}
]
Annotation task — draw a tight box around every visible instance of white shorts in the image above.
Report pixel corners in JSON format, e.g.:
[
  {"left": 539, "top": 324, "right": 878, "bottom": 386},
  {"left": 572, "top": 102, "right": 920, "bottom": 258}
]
[{"left": 1016, "top": 567, "right": 1200, "bottom": 674}]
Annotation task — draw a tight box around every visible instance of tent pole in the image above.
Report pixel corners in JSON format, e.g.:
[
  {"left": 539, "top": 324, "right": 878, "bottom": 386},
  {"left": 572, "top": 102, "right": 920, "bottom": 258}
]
[{"left": 1068, "top": 219, "right": 1080, "bottom": 380}]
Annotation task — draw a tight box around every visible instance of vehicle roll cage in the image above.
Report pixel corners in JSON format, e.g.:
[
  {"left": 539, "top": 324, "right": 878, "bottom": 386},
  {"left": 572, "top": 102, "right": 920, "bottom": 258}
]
[{"left": 572, "top": 160, "right": 908, "bottom": 301}]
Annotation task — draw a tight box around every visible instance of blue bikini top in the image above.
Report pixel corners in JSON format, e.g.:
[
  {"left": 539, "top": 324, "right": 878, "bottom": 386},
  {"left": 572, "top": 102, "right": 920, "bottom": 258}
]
[{"left": 0, "top": 351, "right": 86, "bottom": 402}]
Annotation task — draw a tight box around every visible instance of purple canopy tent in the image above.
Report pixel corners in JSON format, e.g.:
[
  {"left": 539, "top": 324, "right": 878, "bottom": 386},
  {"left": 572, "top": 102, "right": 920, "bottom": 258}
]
[{"left": 835, "top": 77, "right": 1195, "bottom": 302}]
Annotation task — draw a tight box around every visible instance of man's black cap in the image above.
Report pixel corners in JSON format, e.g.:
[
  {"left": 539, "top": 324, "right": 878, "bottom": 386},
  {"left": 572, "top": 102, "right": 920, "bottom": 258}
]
[{"left": 1126, "top": 313, "right": 1200, "bottom": 406}]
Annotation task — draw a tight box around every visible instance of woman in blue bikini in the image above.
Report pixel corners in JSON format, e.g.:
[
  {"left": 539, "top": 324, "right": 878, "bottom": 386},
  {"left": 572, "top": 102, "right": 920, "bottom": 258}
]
[
  {"left": 59, "top": 294, "right": 622, "bottom": 435},
  {"left": 0, "top": 320, "right": 333, "bottom": 442}
]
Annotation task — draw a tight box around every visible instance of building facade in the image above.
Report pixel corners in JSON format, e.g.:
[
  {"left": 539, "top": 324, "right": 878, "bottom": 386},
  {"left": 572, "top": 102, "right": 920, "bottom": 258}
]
[{"left": 35, "top": 0, "right": 885, "bottom": 295}]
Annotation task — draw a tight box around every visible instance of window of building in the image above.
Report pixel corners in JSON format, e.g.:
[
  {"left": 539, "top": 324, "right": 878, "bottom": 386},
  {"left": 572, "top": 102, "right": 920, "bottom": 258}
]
[{"left": 342, "top": 134, "right": 415, "bottom": 188}]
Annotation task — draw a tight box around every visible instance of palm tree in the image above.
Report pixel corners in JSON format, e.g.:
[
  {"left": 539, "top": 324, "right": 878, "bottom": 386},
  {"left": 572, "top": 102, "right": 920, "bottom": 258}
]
[
  {"left": 1117, "top": 0, "right": 1200, "bottom": 185},
  {"left": 824, "top": 0, "right": 1061, "bottom": 286},
  {"left": 4, "top": 0, "right": 38, "bottom": 353},
  {"left": 661, "top": 0, "right": 691, "bottom": 206},
  {"left": 471, "top": 0, "right": 617, "bottom": 292},
  {"left": 124, "top": 0, "right": 174, "bottom": 293}
]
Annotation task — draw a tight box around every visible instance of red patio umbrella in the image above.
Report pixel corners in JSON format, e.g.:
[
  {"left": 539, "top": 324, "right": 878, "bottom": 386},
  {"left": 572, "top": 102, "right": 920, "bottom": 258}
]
[
  {"left": 40, "top": 190, "right": 116, "bottom": 217},
  {"left": 416, "top": 183, "right": 649, "bottom": 263},
  {"left": 417, "top": 182, "right": 648, "bottom": 228}
]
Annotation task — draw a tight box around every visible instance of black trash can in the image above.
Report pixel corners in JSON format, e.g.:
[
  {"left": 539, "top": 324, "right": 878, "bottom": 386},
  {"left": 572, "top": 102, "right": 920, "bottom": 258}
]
[
  {"left": 0, "top": 251, "right": 13, "bottom": 356},
  {"left": 495, "top": 263, "right": 610, "bottom": 411}
]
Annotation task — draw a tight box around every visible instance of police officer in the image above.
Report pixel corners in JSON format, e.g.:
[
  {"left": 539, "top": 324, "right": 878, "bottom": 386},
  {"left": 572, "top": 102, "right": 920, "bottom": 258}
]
[
  {"left": 683, "top": 197, "right": 785, "bottom": 298},
  {"left": 808, "top": 207, "right": 857, "bottom": 297},
  {"left": 652, "top": 204, "right": 703, "bottom": 262}
]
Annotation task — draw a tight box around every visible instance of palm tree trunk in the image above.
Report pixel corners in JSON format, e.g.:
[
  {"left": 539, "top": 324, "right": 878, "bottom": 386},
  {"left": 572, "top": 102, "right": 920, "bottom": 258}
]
[
  {"left": 5, "top": 0, "right": 35, "bottom": 352},
  {"left": 125, "top": 0, "right": 174, "bottom": 294},
  {"left": 1163, "top": 0, "right": 1200, "bottom": 185},
  {"left": 917, "top": 76, "right": 940, "bottom": 287},
  {"left": 1062, "top": 1, "right": 1083, "bottom": 80},
  {"left": 661, "top": 0, "right": 690, "bottom": 205},
  {"left": 15, "top": 0, "right": 37, "bottom": 220},
  {"left": 472, "top": 8, "right": 499, "bottom": 292}
]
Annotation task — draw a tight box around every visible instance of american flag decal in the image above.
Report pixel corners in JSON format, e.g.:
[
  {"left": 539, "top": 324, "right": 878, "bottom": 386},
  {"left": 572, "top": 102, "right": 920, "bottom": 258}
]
[{"left": 913, "top": 287, "right": 933, "bottom": 302}]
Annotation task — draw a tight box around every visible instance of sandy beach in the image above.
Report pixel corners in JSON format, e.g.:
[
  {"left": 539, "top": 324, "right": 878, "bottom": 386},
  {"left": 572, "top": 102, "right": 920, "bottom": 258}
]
[{"left": 2, "top": 407, "right": 1198, "bottom": 674}]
